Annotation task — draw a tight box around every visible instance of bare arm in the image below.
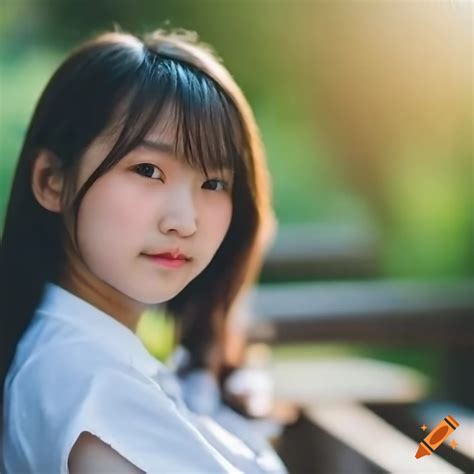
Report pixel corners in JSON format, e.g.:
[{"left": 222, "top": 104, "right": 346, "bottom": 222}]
[{"left": 68, "top": 431, "right": 145, "bottom": 473}]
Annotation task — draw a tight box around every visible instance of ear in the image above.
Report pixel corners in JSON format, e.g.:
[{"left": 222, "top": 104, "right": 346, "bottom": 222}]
[{"left": 31, "top": 149, "right": 65, "bottom": 213}]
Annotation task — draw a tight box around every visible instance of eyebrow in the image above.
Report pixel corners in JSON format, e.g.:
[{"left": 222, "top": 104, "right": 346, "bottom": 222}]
[{"left": 139, "top": 139, "right": 233, "bottom": 172}]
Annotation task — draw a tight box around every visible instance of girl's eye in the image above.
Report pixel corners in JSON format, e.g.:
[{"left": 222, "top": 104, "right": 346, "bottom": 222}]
[
  {"left": 133, "top": 164, "right": 228, "bottom": 191},
  {"left": 133, "top": 163, "right": 163, "bottom": 180},
  {"left": 202, "top": 179, "right": 228, "bottom": 192}
]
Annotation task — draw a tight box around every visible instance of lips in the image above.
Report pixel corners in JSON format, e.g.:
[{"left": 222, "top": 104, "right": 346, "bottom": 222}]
[
  {"left": 143, "top": 250, "right": 191, "bottom": 261},
  {"left": 142, "top": 252, "right": 190, "bottom": 269},
  {"left": 153, "top": 252, "right": 188, "bottom": 261}
]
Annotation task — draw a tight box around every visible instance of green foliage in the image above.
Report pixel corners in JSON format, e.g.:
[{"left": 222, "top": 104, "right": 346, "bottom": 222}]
[
  {"left": 136, "top": 309, "right": 175, "bottom": 362},
  {"left": 0, "top": 46, "right": 62, "bottom": 229},
  {"left": 255, "top": 91, "right": 373, "bottom": 227},
  {"left": 382, "top": 143, "right": 473, "bottom": 278}
]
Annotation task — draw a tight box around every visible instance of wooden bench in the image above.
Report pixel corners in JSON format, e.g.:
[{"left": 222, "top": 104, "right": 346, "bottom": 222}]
[{"left": 243, "top": 225, "right": 474, "bottom": 471}]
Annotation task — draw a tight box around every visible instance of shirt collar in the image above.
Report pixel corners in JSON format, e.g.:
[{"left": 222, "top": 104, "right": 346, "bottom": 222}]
[{"left": 35, "top": 281, "right": 163, "bottom": 377}]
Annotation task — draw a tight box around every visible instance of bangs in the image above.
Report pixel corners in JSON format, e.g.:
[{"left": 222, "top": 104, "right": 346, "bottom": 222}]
[
  {"left": 109, "top": 51, "right": 246, "bottom": 179},
  {"left": 161, "top": 58, "right": 245, "bottom": 177}
]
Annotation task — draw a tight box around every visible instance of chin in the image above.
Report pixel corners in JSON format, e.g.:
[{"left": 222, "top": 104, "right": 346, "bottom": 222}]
[{"left": 132, "top": 285, "right": 186, "bottom": 305}]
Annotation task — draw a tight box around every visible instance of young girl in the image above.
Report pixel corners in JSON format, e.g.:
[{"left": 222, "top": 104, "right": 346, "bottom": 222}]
[{"left": 0, "top": 28, "right": 285, "bottom": 472}]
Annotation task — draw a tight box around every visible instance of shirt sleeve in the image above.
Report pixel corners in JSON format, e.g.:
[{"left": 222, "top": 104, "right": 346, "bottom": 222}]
[
  {"left": 72, "top": 365, "right": 247, "bottom": 473},
  {"left": 6, "top": 347, "right": 240, "bottom": 474}
]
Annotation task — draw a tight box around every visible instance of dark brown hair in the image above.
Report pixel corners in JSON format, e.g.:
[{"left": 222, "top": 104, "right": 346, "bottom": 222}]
[{"left": 0, "top": 28, "right": 274, "bottom": 402}]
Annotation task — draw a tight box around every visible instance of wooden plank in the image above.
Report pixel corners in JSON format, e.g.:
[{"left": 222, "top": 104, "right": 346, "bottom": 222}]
[
  {"left": 248, "top": 279, "right": 474, "bottom": 346},
  {"left": 366, "top": 402, "right": 474, "bottom": 471},
  {"left": 269, "top": 358, "right": 428, "bottom": 404},
  {"left": 306, "top": 402, "right": 462, "bottom": 473}
]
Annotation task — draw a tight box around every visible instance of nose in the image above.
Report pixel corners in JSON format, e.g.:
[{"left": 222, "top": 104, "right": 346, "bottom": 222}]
[{"left": 158, "top": 186, "right": 198, "bottom": 238}]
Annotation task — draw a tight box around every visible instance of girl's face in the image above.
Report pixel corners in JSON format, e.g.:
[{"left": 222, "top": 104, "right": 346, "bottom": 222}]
[{"left": 65, "top": 122, "right": 233, "bottom": 307}]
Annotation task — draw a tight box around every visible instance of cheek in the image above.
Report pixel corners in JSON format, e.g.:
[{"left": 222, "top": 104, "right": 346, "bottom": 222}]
[
  {"left": 202, "top": 197, "right": 233, "bottom": 243},
  {"left": 75, "top": 178, "right": 151, "bottom": 265}
]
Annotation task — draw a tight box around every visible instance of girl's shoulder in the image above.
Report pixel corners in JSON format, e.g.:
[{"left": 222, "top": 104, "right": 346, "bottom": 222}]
[
  {"left": 3, "top": 326, "right": 235, "bottom": 473},
  {"left": 6, "top": 310, "right": 159, "bottom": 405}
]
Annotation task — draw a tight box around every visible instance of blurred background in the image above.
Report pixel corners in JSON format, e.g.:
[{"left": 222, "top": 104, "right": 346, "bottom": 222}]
[{"left": 1, "top": 1, "right": 472, "bottom": 471}]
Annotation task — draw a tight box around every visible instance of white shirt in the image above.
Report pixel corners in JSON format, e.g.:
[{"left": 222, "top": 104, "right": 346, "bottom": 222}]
[
  {"left": 168, "top": 351, "right": 287, "bottom": 473},
  {"left": 2, "top": 282, "right": 286, "bottom": 473}
]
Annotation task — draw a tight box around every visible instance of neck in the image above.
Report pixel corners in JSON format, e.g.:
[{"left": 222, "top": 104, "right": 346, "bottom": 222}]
[{"left": 57, "top": 259, "right": 148, "bottom": 333}]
